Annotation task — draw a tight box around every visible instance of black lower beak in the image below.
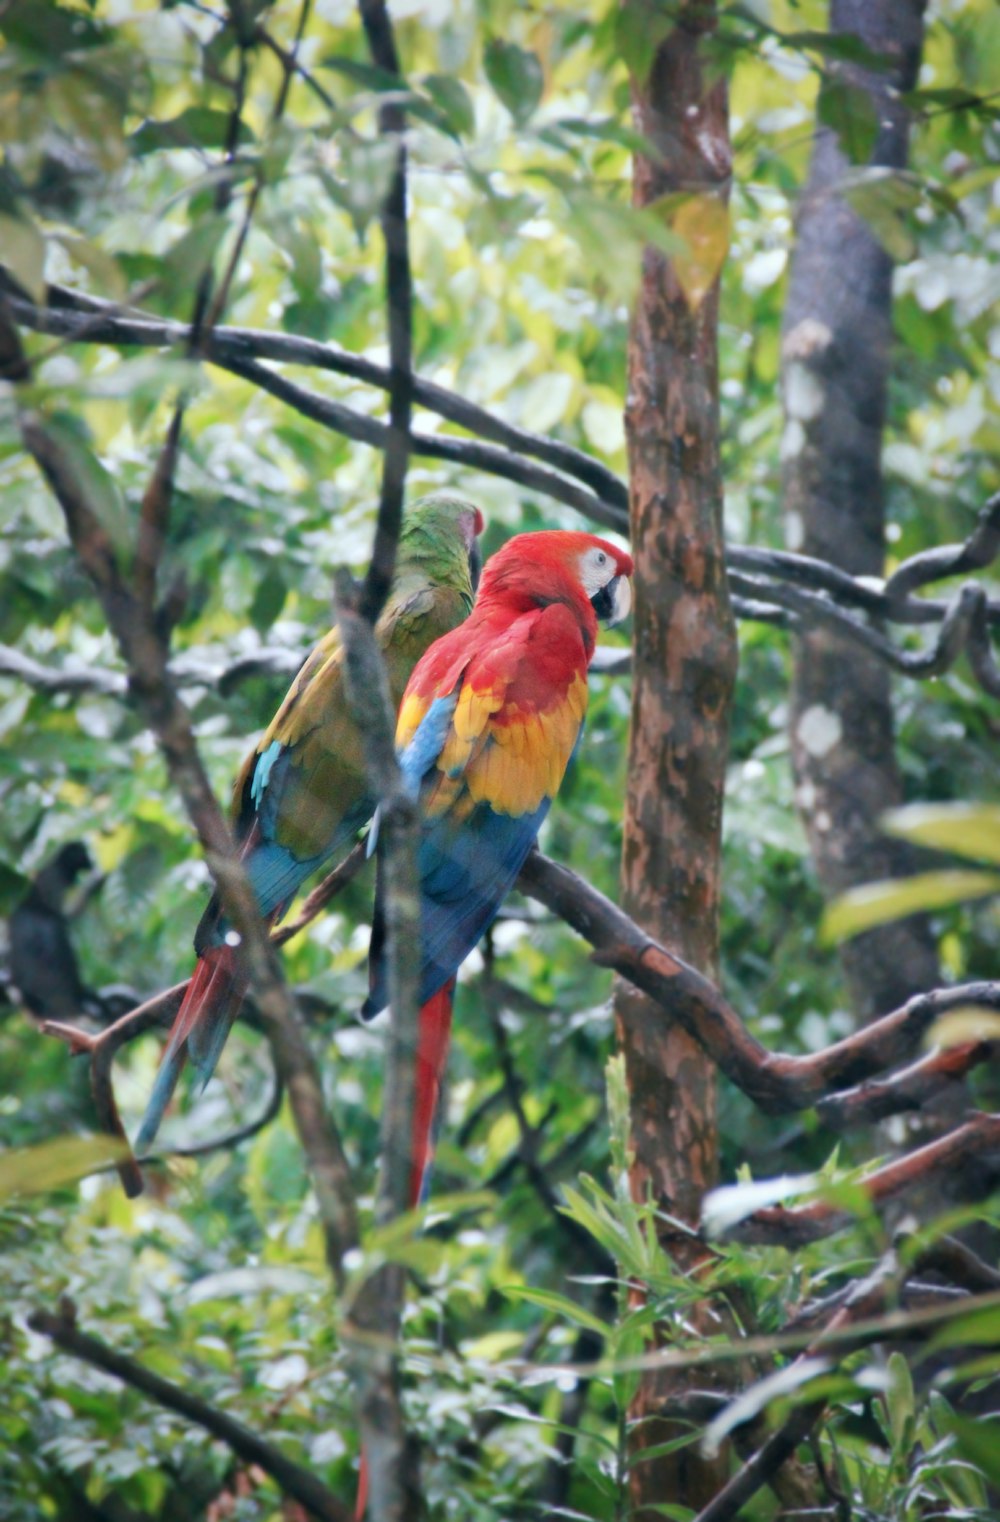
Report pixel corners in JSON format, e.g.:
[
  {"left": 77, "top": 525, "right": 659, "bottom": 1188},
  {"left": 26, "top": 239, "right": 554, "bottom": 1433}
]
[
  {"left": 469, "top": 539, "right": 483, "bottom": 594},
  {"left": 591, "top": 575, "right": 630, "bottom": 625}
]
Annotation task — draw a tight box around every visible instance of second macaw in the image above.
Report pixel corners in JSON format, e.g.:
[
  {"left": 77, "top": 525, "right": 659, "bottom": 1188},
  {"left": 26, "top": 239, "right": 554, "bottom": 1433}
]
[
  {"left": 366, "top": 528, "right": 634, "bottom": 1204},
  {"left": 137, "top": 494, "right": 484, "bottom": 1152}
]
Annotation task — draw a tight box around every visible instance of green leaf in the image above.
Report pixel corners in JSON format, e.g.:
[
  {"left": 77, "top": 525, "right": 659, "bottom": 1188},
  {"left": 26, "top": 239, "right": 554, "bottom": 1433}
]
[
  {"left": 158, "top": 214, "right": 229, "bottom": 302},
  {"left": 882, "top": 802, "right": 1000, "bottom": 866},
  {"left": 40, "top": 415, "right": 131, "bottom": 556},
  {"left": 821, "top": 870, "right": 1000, "bottom": 944},
  {"left": 422, "top": 74, "right": 474, "bottom": 139},
  {"left": 319, "top": 55, "right": 405, "bottom": 94},
  {"left": 840, "top": 167, "right": 923, "bottom": 261},
  {"left": 502, "top": 1284, "right": 610, "bottom": 1338},
  {"left": 0, "top": 212, "right": 46, "bottom": 302},
  {"left": 51, "top": 234, "right": 126, "bottom": 299},
  {"left": 249, "top": 566, "right": 287, "bottom": 633},
  {"left": 818, "top": 78, "right": 879, "bottom": 165},
  {"left": 484, "top": 40, "right": 544, "bottom": 126},
  {"left": 130, "top": 108, "right": 255, "bottom": 156},
  {"left": 884, "top": 1352, "right": 915, "bottom": 1454},
  {"left": 784, "top": 29, "right": 894, "bottom": 71},
  {"left": 943, "top": 1415, "right": 1000, "bottom": 1491},
  {"left": 702, "top": 1172, "right": 821, "bottom": 1236},
  {"left": 0, "top": 1135, "right": 128, "bottom": 1200},
  {"left": 926, "top": 1304, "right": 1000, "bottom": 1355},
  {"left": 703, "top": 1357, "right": 831, "bottom": 1455}
]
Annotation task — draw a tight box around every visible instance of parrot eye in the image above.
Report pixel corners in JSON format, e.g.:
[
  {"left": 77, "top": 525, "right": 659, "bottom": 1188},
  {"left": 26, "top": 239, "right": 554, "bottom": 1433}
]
[{"left": 579, "top": 544, "right": 617, "bottom": 597}]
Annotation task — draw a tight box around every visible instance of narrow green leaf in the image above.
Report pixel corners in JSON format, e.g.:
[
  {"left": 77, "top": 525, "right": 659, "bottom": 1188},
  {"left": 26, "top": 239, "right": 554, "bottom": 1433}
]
[
  {"left": 885, "top": 1352, "right": 915, "bottom": 1454},
  {"left": 131, "top": 108, "right": 255, "bottom": 156},
  {"left": 882, "top": 802, "right": 1000, "bottom": 866},
  {"left": 422, "top": 74, "right": 474, "bottom": 138},
  {"left": 0, "top": 1135, "right": 128, "bottom": 1200},
  {"left": 703, "top": 1357, "right": 831, "bottom": 1456},
  {"left": 821, "top": 870, "right": 1000, "bottom": 944},
  {"left": 502, "top": 1284, "right": 610, "bottom": 1338},
  {"left": 944, "top": 1415, "right": 1000, "bottom": 1491}
]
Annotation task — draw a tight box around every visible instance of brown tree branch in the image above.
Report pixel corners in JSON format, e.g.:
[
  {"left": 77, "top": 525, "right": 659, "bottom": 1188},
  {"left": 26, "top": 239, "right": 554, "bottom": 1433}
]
[
  {"left": 333, "top": 581, "right": 421, "bottom": 1522},
  {"left": 518, "top": 850, "right": 1000, "bottom": 1114},
  {"left": 356, "top": 0, "right": 413, "bottom": 626},
  {"left": 27, "top": 1302, "right": 351, "bottom": 1522},
  {"left": 728, "top": 1113, "right": 1000, "bottom": 1247}
]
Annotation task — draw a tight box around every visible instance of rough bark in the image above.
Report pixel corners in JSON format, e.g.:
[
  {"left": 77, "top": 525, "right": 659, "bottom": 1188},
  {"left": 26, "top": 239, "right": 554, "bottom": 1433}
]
[
  {"left": 782, "top": 0, "right": 936, "bottom": 1022},
  {"left": 617, "top": 7, "right": 737, "bottom": 1514}
]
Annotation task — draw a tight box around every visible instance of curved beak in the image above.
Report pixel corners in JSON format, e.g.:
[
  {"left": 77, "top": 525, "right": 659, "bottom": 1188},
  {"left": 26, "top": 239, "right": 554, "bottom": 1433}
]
[{"left": 592, "top": 574, "right": 631, "bottom": 626}]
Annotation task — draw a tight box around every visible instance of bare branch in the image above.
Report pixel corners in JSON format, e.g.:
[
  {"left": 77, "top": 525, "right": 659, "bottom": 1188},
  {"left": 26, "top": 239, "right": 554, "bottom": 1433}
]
[
  {"left": 333, "top": 578, "right": 421, "bottom": 1522},
  {"left": 729, "top": 1114, "right": 1000, "bottom": 1246},
  {"left": 518, "top": 849, "right": 1000, "bottom": 1116},
  {"left": 356, "top": 0, "right": 413, "bottom": 625},
  {"left": 27, "top": 1302, "right": 351, "bottom": 1522}
]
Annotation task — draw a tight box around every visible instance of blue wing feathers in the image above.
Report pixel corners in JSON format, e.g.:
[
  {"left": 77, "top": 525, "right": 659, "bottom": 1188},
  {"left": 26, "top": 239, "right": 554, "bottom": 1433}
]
[
  {"left": 399, "top": 692, "right": 461, "bottom": 796},
  {"left": 365, "top": 797, "right": 550, "bottom": 1016}
]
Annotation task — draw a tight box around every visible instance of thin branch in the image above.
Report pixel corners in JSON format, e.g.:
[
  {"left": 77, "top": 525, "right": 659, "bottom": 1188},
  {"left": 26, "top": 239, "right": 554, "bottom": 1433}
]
[
  {"left": 7, "top": 280, "right": 629, "bottom": 518},
  {"left": 356, "top": 0, "right": 413, "bottom": 624},
  {"left": 483, "top": 959, "right": 613, "bottom": 1275},
  {"left": 333, "top": 578, "right": 422, "bottom": 1522},
  {"left": 728, "top": 1113, "right": 1000, "bottom": 1246},
  {"left": 885, "top": 490, "right": 1000, "bottom": 601},
  {"left": 200, "top": 0, "right": 314, "bottom": 335},
  {"left": 27, "top": 1302, "right": 351, "bottom": 1522},
  {"left": 146, "top": 1072, "right": 284, "bottom": 1161},
  {"left": 814, "top": 1039, "right": 997, "bottom": 1128}
]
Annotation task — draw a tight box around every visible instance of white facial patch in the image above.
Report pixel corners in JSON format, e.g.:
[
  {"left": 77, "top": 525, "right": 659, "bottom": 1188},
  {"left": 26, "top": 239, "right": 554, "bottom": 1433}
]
[{"left": 578, "top": 545, "right": 617, "bottom": 598}]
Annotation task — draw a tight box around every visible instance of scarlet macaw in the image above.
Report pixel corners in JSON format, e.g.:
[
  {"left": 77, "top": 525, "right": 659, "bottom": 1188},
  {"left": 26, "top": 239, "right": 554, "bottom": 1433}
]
[
  {"left": 366, "top": 529, "right": 633, "bottom": 1203},
  {"left": 137, "top": 494, "right": 484, "bottom": 1151}
]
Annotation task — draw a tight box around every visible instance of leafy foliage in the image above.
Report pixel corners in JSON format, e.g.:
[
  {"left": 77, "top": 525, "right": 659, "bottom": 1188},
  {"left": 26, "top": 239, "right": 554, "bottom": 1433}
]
[{"left": 1, "top": 0, "right": 999, "bottom": 1519}]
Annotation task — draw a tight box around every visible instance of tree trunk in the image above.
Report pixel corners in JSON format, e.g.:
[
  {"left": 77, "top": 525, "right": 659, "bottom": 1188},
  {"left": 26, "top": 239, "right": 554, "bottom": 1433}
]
[
  {"left": 617, "top": 7, "right": 737, "bottom": 1515},
  {"left": 781, "top": 0, "right": 937, "bottom": 1022}
]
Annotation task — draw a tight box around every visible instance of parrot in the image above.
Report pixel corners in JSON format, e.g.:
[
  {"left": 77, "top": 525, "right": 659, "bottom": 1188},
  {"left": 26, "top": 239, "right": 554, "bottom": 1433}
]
[
  {"left": 136, "top": 493, "right": 484, "bottom": 1153},
  {"left": 365, "top": 528, "right": 634, "bottom": 1204},
  {"left": 353, "top": 528, "right": 632, "bottom": 1520}
]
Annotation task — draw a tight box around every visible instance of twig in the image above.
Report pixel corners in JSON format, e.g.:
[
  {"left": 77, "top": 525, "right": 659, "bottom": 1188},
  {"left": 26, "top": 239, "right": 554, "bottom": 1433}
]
[
  {"left": 201, "top": 0, "right": 314, "bottom": 335},
  {"left": 904, "top": 1232, "right": 1000, "bottom": 1294},
  {"left": 484, "top": 959, "right": 613, "bottom": 1275},
  {"left": 27, "top": 1302, "right": 351, "bottom": 1522},
  {"left": 6, "top": 281, "right": 628, "bottom": 520},
  {"left": 147, "top": 1072, "right": 284, "bottom": 1161},
  {"left": 815, "top": 1039, "right": 997, "bottom": 1128},
  {"left": 356, "top": 0, "right": 413, "bottom": 625}
]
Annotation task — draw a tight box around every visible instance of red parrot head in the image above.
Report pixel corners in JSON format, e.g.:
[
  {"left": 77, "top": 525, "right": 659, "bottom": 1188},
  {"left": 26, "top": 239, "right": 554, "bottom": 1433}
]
[{"left": 478, "top": 530, "right": 633, "bottom": 632}]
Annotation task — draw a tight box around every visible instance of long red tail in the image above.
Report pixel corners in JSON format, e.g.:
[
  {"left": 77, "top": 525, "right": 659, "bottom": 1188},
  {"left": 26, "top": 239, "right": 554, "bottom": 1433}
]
[
  {"left": 135, "top": 945, "right": 247, "bottom": 1152},
  {"left": 355, "top": 979, "right": 456, "bottom": 1518}
]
